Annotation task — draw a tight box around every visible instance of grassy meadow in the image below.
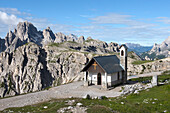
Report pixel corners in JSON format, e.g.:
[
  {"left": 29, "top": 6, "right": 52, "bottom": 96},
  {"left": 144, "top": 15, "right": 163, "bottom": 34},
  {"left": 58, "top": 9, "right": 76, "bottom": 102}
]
[{"left": 1, "top": 71, "right": 170, "bottom": 113}]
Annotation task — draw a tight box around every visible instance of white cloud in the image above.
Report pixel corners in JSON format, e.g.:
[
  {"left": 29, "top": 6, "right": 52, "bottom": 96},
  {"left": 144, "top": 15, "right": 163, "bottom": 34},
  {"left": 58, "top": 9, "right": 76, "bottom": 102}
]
[
  {"left": 0, "top": 8, "right": 21, "bottom": 15},
  {"left": 73, "top": 14, "right": 170, "bottom": 46},
  {"left": 90, "top": 13, "right": 155, "bottom": 27},
  {"left": 156, "top": 17, "right": 170, "bottom": 24},
  {"left": 0, "top": 11, "right": 24, "bottom": 25},
  {"left": 91, "top": 13, "right": 132, "bottom": 24},
  {"left": 0, "top": 11, "right": 24, "bottom": 37},
  {"left": 0, "top": 8, "right": 169, "bottom": 46},
  {"left": 0, "top": 8, "right": 31, "bottom": 16}
]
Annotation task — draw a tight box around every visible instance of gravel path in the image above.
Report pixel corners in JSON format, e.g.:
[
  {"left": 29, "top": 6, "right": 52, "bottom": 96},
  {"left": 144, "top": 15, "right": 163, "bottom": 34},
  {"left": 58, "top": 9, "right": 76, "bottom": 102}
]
[
  {"left": 0, "top": 81, "right": 122, "bottom": 111},
  {"left": 0, "top": 71, "right": 165, "bottom": 111}
]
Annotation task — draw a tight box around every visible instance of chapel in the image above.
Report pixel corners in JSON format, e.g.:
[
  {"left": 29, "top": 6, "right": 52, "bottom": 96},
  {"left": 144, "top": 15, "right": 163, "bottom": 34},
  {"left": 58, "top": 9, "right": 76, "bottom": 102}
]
[{"left": 81, "top": 44, "right": 128, "bottom": 89}]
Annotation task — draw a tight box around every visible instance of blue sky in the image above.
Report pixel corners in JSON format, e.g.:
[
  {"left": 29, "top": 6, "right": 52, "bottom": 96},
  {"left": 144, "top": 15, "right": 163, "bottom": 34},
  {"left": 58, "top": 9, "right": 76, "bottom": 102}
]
[{"left": 1, "top": 0, "right": 170, "bottom": 46}]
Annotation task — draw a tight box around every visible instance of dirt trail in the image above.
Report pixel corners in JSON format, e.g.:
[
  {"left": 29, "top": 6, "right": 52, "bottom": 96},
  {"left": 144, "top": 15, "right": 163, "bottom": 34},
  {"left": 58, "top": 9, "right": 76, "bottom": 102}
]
[
  {"left": 0, "top": 81, "right": 121, "bottom": 111},
  {"left": 0, "top": 71, "right": 165, "bottom": 111}
]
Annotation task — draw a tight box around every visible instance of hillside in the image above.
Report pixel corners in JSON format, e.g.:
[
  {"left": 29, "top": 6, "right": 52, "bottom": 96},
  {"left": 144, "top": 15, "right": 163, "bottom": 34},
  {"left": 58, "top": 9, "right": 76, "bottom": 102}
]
[
  {"left": 0, "top": 21, "right": 169, "bottom": 98},
  {"left": 0, "top": 21, "right": 142, "bottom": 98}
]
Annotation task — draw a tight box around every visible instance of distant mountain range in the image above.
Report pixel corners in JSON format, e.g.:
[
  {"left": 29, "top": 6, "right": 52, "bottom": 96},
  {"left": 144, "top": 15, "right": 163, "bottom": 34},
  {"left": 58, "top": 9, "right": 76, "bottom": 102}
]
[
  {"left": 126, "top": 36, "right": 170, "bottom": 60},
  {"left": 149, "top": 36, "right": 170, "bottom": 56},
  {"left": 140, "top": 37, "right": 170, "bottom": 60},
  {"left": 125, "top": 43, "right": 153, "bottom": 54}
]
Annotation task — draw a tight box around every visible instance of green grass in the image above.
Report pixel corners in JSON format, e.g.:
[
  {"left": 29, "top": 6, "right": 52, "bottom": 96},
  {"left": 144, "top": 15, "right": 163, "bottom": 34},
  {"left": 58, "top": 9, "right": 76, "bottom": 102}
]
[
  {"left": 132, "top": 60, "right": 153, "bottom": 65},
  {"left": 85, "top": 39, "right": 95, "bottom": 42},
  {"left": 48, "top": 60, "right": 56, "bottom": 63},
  {"left": 48, "top": 43, "right": 62, "bottom": 47},
  {"left": 1, "top": 99, "right": 69, "bottom": 113},
  {"left": 1, "top": 71, "right": 170, "bottom": 113},
  {"left": 1, "top": 84, "right": 169, "bottom": 113},
  {"left": 80, "top": 84, "right": 170, "bottom": 113}
]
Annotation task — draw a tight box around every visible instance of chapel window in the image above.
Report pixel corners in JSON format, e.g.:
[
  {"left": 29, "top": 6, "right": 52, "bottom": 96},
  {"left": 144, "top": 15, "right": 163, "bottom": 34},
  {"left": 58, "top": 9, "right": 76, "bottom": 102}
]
[{"left": 121, "top": 50, "right": 124, "bottom": 56}]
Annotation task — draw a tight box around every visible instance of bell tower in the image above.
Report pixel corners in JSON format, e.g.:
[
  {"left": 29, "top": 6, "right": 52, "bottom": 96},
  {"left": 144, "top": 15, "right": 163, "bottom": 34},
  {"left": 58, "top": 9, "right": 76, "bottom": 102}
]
[{"left": 119, "top": 44, "right": 128, "bottom": 84}]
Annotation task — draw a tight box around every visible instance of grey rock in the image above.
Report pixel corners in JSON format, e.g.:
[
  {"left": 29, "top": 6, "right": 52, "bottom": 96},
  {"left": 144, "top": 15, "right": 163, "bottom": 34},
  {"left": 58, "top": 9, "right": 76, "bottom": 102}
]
[
  {"left": 66, "top": 34, "right": 78, "bottom": 42},
  {"left": 4, "top": 21, "right": 43, "bottom": 53},
  {"left": 106, "top": 42, "right": 119, "bottom": 52},
  {"left": 149, "top": 36, "right": 170, "bottom": 57},
  {"left": 77, "top": 36, "right": 85, "bottom": 44},
  {"left": 76, "top": 103, "right": 83, "bottom": 106},
  {"left": 87, "top": 37, "right": 92, "bottom": 40},
  {"left": 54, "top": 32, "right": 66, "bottom": 43},
  {"left": 42, "top": 27, "right": 55, "bottom": 45},
  {"left": 0, "top": 43, "right": 53, "bottom": 97},
  {"left": 83, "top": 94, "right": 91, "bottom": 99},
  {"left": 0, "top": 37, "right": 6, "bottom": 53}
]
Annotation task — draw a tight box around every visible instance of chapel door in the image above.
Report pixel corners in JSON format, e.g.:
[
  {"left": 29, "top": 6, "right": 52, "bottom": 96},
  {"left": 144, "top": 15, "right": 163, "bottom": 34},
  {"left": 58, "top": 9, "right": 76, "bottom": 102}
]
[{"left": 97, "top": 73, "right": 101, "bottom": 85}]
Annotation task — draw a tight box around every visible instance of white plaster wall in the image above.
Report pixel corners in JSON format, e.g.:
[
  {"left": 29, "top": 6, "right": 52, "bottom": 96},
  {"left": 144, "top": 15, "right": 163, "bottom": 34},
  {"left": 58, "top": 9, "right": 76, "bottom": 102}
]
[
  {"left": 88, "top": 72, "right": 104, "bottom": 85},
  {"left": 101, "top": 74, "right": 111, "bottom": 83},
  {"left": 88, "top": 71, "right": 122, "bottom": 85},
  {"left": 120, "top": 47, "right": 127, "bottom": 57},
  {"left": 107, "top": 74, "right": 111, "bottom": 83}
]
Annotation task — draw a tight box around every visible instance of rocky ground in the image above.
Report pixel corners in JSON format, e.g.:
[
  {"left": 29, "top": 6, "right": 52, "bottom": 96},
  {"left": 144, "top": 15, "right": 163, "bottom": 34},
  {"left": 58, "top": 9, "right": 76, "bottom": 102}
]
[
  {"left": 0, "top": 81, "right": 121, "bottom": 111},
  {"left": 0, "top": 21, "right": 169, "bottom": 99},
  {"left": 128, "top": 58, "right": 170, "bottom": 76},
  {"left": 0, "top": 71, "right": 166, "bottom": 111}
]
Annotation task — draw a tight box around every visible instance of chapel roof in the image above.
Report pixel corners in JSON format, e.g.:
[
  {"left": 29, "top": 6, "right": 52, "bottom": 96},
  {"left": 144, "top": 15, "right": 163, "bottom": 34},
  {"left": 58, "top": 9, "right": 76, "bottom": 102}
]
[
  {"left": 81, "top": 55, "right": 124, "bottom": 74},
  {"left": 119, "top": 44, "right": 128, "bottom": 49}
]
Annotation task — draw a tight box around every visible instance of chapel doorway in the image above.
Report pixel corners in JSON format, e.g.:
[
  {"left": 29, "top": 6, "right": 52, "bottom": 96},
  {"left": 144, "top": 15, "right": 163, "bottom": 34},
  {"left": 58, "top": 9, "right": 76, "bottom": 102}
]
[{"left": 97, "top": 73, "right": 101, "bottom": 85}]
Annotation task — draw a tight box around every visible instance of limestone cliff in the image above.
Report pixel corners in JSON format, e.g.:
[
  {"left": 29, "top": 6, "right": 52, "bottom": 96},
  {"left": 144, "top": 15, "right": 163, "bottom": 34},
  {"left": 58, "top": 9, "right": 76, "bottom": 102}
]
[
  {"left": 0, "top": 42, "right": 93, "bottom": 97},
  {"left": 0, "top": 21, "right": 169, "bottom": 98}
]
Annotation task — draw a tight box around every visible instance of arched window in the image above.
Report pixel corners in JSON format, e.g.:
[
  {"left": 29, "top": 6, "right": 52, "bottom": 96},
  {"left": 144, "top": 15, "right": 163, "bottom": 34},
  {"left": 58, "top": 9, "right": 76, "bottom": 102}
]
[{"left": 121, "top": 50, "right": 124, "bottom": 56}]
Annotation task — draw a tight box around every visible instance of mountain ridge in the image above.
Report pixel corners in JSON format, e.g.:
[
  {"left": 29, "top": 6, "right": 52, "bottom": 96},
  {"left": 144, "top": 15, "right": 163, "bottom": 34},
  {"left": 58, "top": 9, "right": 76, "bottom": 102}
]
[
  {"left": 125, "top": 43, "right": 153, "bottom": 54},
  {"left": 0, "top": 21, "right": 121, "bottom": 54},
  {"left": 0, "top": 21, "right": 169, "bottom": 98}
]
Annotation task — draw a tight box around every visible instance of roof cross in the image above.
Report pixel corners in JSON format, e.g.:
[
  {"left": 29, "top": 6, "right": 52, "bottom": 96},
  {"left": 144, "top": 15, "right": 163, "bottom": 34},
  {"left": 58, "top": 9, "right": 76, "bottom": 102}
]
[{"left": 93, "top": 62, "right": 97, "bottom": 70}]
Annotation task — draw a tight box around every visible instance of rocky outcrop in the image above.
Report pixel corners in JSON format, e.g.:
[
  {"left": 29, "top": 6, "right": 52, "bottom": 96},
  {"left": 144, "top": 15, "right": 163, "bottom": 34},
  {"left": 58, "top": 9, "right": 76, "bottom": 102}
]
[
  {"left": 42, "top": 27, "right": 56, "bottom": 45},
  {"left": 148, "top": 37, "right": 170, "bottom": 58},
  {"left": 0, "top": 38, "right": 6, "bottom": 53},
  {"left": 77, "top": 36, "right": 85, "bottom": 44},
  {"left": 0, "top": 21, "right": 121, "bottom": 54},
  {"left": 16, "top": 21, "right": 42, "bottom": 45},
  {"left": 45, "top": 46, "right": 91, "bottom": 84},
  {"left": 0, "top": 42, "right": 93, "bottom": 97},
  {"left": 0, "top": 43, "right": 53, "bottom": 97},
  {"left": 0, "top": 21, "right": 169, "bottom": 98},
  {"left": 4, "top": 22, "right": 43, "bottom": 53},
  {"left": 66, "top": 34, "right": 78, "bottom": 42},
  {"left": 106, "top": 42, "right": 119, "bottom": 52},
  {"left": 54, "top": 32, "right": 67, "bottom": 43},
  {"left": 128, "top": 58, "right": 170, "bottom": 75}
]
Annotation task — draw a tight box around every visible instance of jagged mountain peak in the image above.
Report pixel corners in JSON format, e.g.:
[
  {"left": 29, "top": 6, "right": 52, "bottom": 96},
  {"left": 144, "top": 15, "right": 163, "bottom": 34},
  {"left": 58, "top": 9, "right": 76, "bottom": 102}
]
[
  {"left": 46, "top": 26, "right": 51, "bottom": 30},
  {"left": 0, "top": 21, "right": 122, "bottom": 54}
]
